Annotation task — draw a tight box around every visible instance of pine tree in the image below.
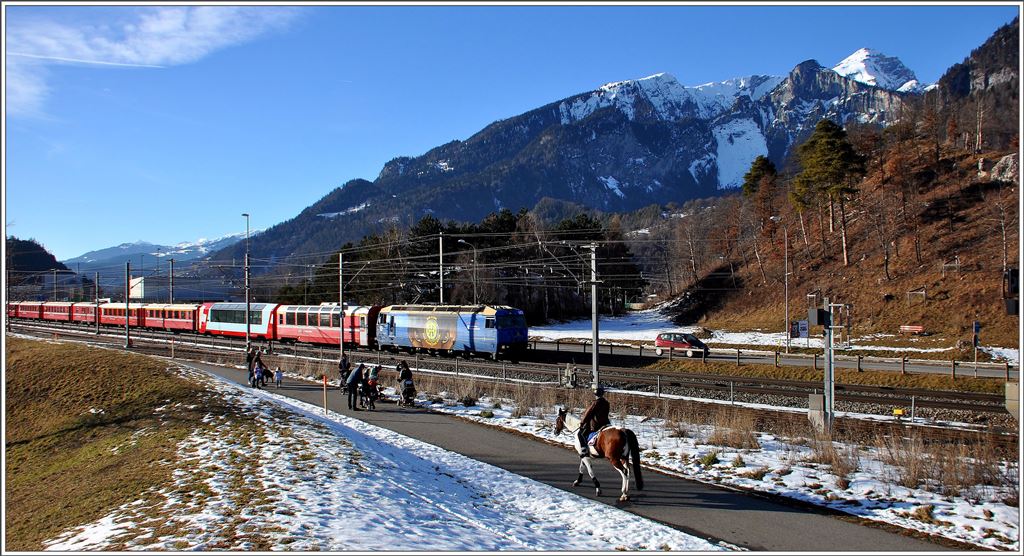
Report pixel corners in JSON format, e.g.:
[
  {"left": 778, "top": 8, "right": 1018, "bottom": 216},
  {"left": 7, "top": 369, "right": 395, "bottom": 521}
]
[{"left": 795, "top": 119, "right": 866, "bottom": 266}]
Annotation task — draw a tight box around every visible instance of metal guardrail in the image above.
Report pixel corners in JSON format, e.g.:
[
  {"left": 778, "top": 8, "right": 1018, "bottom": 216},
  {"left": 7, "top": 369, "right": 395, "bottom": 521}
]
[{"left": 529, "top": 339, "right": 1018, "bottom": 380}]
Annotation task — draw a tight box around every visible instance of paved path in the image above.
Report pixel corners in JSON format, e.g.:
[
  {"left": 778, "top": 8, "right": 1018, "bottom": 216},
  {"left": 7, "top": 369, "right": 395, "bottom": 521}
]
[{"left": 187, "top": 360, "right": 951, "bottom": 551}]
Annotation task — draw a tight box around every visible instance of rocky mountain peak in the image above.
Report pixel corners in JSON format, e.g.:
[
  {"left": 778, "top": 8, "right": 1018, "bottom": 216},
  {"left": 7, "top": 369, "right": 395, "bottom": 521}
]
[{"left": 832, "top": 47, "right": 921, "bottom": 92}]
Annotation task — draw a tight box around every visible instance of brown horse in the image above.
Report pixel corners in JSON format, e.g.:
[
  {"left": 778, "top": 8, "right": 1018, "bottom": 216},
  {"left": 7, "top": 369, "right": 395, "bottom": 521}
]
[{"left": 554, "top": 407, "right": 643, "bottom": 501}]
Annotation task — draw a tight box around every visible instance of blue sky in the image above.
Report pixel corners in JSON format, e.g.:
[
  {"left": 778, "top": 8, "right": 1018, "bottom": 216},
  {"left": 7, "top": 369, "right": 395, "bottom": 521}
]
[{"left": 4, "top": 3, "right": 1019, "bottom": 261}]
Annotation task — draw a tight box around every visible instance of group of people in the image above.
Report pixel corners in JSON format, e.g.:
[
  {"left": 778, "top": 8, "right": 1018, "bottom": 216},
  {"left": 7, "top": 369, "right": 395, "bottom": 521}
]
[
  {"left": 339, "top": 355, "right": 414, "bottom": 410},
  {"left": 340, "top": 355, "right": 388, "bottom": 411},
  {"left": 246, "top": 346, "right": 283, "bottom": 389}
]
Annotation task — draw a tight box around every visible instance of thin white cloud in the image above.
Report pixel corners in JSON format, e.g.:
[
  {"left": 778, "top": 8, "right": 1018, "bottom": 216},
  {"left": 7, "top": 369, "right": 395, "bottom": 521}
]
[
  {"left": 5, "top": 6, "right": 300, "bottom": 117},
  {"left": 8, "top": 52, "right": 165, "bottom": 68}
]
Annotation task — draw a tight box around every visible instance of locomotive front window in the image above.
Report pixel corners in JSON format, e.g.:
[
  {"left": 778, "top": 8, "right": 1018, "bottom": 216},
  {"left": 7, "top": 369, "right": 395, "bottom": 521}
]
[{"left": 496, "top": 314, "right": 526, "bottom": 328}]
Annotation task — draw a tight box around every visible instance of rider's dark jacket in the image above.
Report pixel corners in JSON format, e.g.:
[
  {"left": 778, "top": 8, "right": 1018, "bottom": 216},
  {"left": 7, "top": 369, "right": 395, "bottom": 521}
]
[{"left": 580, "top": 396, "right": 610, "bottom": 431}]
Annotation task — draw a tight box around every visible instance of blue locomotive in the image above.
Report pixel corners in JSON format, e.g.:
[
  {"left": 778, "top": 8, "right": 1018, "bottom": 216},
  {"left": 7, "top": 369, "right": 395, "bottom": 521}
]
[{"left": 376, "top": 304, "right": 528, "bottom": 359}]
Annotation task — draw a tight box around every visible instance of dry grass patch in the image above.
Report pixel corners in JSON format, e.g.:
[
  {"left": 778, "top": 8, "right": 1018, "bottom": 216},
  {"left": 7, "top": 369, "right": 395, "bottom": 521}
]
[
  {"left": 4, "top": 336, "right": 219, "bottom": 550},
  {"left": 705, "top": 410, "right": 760, "bottom": 450}
]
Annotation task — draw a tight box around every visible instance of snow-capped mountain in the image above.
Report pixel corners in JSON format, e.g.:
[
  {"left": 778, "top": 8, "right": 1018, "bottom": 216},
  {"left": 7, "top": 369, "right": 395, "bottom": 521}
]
[
  {"left": 832, "top": 47, "right": 925, "bottom": 92},
  {"left": 63, "top": 233, "right": 248, "bottom": 273},
  {"left": 211, "top": 20, "right": 1022, "bottom": 269}
]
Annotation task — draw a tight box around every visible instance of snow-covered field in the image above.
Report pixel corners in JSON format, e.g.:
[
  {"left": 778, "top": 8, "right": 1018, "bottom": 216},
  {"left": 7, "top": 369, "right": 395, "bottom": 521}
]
[
  {"left": 43, "top": 367, "right": 732, "bottom": 552},
  {"left": 529, "top": 308, "right": 1020, "bottom": 365}
]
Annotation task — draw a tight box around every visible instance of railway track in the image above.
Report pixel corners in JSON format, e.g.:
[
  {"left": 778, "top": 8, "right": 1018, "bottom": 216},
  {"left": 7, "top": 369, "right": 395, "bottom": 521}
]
[{"left": 9, "top": 320, "right": 1010, "bottom": 416}]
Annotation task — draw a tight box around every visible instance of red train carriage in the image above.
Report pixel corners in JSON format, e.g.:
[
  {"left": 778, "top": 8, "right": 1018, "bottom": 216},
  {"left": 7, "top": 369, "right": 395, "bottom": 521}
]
[
  {"left": 7, "top": 302, "right": 18, "bottom": 319},
  {"left": 274, "top": 303, "right": 380, "bottom": 347},
  {"left": 198, "top": 302, "right": 279, "bottom": 340},
  {"left": 141, "top": 303, "right": 200, "bottom": 332},
  {"left": 71, "top": 301, "right": 103, "bottom": 325},
  {"left": 15, "top": 302, "right": 43, "bottom": 319},
  {"left": 42, "top": 302, "right": 74, "bottom": 322},
  {"left": 99, "top": 303, "right": 145, "bottom": 328}
]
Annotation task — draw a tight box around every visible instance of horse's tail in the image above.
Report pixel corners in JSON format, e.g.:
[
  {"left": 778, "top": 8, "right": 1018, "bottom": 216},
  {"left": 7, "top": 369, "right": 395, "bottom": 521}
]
[{"left": 626, "top": 429, "right": 643, "bottom": 490}]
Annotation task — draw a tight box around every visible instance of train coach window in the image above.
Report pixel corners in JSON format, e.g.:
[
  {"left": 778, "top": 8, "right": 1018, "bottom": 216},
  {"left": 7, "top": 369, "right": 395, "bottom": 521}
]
[
  {"left": 320, "top": 313, "right": 331, "bottom": 327},
  {"left": 485, "top": 317, "right": 495, "bottom": 329},
  {"left": 286, "top": 311, "right": 296, "bottom": 326},
  {"left": 331, "top": 312, "right": 341, "bottom": 328}
]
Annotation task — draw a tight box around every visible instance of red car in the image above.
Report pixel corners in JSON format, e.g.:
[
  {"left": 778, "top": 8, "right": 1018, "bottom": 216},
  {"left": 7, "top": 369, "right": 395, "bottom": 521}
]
[{"left": 654, "top": 332, "right": 709, "bottom": 358}]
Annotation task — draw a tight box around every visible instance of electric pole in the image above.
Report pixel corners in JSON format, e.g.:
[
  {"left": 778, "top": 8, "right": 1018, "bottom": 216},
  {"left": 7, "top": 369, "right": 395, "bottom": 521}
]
[
  {"left": 344, "top": 250, "right": 348, "bottom": 362},
  {"left": 439, "top": 233, "right": 444, "bottom": 305},
  {"left": 125, "top": 261, "right": 131, "bottom": 349},
  {"left": 95, "top": 272, "right": 100, "bottom": 335},
  {"left": 588, "top": 243, "right": 601, "bottom": 391}
]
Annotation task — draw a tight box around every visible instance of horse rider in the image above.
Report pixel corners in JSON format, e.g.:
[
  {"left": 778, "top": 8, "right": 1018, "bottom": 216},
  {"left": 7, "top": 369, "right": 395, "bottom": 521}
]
[{"left": 577, "top": 385, "right": 610, "bottom": 458}]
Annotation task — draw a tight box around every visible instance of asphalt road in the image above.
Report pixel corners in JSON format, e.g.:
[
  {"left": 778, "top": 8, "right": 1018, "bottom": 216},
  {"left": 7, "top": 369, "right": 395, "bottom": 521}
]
[{"left": 185, "top": 359, "right": 952, "bottom": 552}]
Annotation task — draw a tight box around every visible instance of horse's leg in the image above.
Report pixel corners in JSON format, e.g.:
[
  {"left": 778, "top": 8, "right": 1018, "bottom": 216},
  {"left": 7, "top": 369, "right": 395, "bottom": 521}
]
[
  {"left": 611, "top": 458, "right": 630, "bottom": 501},
  {"left": 572, "top": 459, "right": 585, "bottom": 487},
  {"left": 619, "top": 459, "right": 631, "bottom": 501},
  {"left": 582, "top": 457, "right": 601, "bottom": 496}
]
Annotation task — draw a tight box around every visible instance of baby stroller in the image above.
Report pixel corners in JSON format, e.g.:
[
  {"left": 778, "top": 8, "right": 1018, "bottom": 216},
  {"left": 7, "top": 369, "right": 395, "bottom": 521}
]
[
  {"left": 361, "top": 379, "right": 380, "bottom": 410},
  {"left": 398, "top": 379, "right": 416, "bottom": 407}
]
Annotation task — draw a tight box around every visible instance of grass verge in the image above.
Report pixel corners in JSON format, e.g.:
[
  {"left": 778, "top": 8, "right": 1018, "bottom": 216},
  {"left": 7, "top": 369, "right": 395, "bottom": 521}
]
[{"left": 4, "top": 336, "right": 217, "bottom": 550}]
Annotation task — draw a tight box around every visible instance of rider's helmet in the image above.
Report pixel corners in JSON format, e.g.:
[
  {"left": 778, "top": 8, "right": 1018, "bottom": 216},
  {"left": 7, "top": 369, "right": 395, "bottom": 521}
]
[{"left": 594, "top": 385, "right": 605, "bottom": 397}]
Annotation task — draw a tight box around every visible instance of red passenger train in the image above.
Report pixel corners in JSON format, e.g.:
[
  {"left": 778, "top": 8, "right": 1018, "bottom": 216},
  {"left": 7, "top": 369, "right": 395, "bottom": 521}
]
[{"left": 7, "top": 300, "right": 382, "bottom": 350}]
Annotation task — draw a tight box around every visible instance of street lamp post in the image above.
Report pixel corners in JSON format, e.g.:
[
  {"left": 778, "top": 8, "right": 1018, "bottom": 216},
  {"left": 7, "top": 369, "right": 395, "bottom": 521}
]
[
  {"left": 458, "top": 239, "right": 478, "bottom": 305},
  {"left": 242, "top": 213, "right": 251, "bottom": 353}
]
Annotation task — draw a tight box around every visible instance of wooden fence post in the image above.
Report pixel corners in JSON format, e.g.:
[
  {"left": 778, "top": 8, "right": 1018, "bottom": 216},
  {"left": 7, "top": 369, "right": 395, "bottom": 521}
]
[
  {"left": 813, "top": 354, "right": 818, "bottom": 370},
  {"left": 951, "top": 359, "right": 956, "bottom": 379},
  {"left": 857, "top": 355, "right": 862, "bottom": 372},
  {"left": 736, "top": 349, "right": 740, "bottom": 367},
  {"left": 656, "top": 376, "right": 661, "bottom": 398},
  {"left": 901, "top": 357, "right": 906, "bottom": 375},
  {"left": 774, "top": 351, "right": 779, "bottom": 368}
]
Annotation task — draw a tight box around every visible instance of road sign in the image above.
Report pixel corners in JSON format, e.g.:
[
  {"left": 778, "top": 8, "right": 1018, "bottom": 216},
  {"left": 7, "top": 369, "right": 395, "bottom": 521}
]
[
  {"left": 798, "top": 320, "right": 809, "bottom": 338},
  {"left": 974, "top": 320, "right": 981, "bottom": 334}
]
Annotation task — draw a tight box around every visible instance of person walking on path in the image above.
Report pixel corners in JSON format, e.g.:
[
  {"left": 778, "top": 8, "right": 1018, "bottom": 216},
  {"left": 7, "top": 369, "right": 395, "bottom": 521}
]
[
  {"left": 246, "top": 347, "right": 256, "bottom": 385},
  {"left": 254, "top": 350, "right": 266, "bottom": 386},
  {"left": 274, "top": 367, "right": 284, "bottom": 388},
  {"left": 339, "top": 355, "right": 351, "bottom": 391},
  {"left": 397, "top": 360, "right": 412, "bottom": 383},
  {"left": 577, "top": 385, "right": 610, "bottom": 457},
  {"left": 253, "top": 363, "right": 265, "bottom": 390},
  {"left": 346, "top": 363, "right": 365, "bottom": 411}
]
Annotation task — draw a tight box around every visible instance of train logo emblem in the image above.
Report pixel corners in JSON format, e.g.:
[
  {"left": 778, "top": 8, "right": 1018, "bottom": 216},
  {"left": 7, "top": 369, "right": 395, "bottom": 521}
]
[
  {"left": 408, "top": 313, "right": 456, "bottom": 349},
  {"left": 424, "top": 316, "right": 441, "bottom": 345}
]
